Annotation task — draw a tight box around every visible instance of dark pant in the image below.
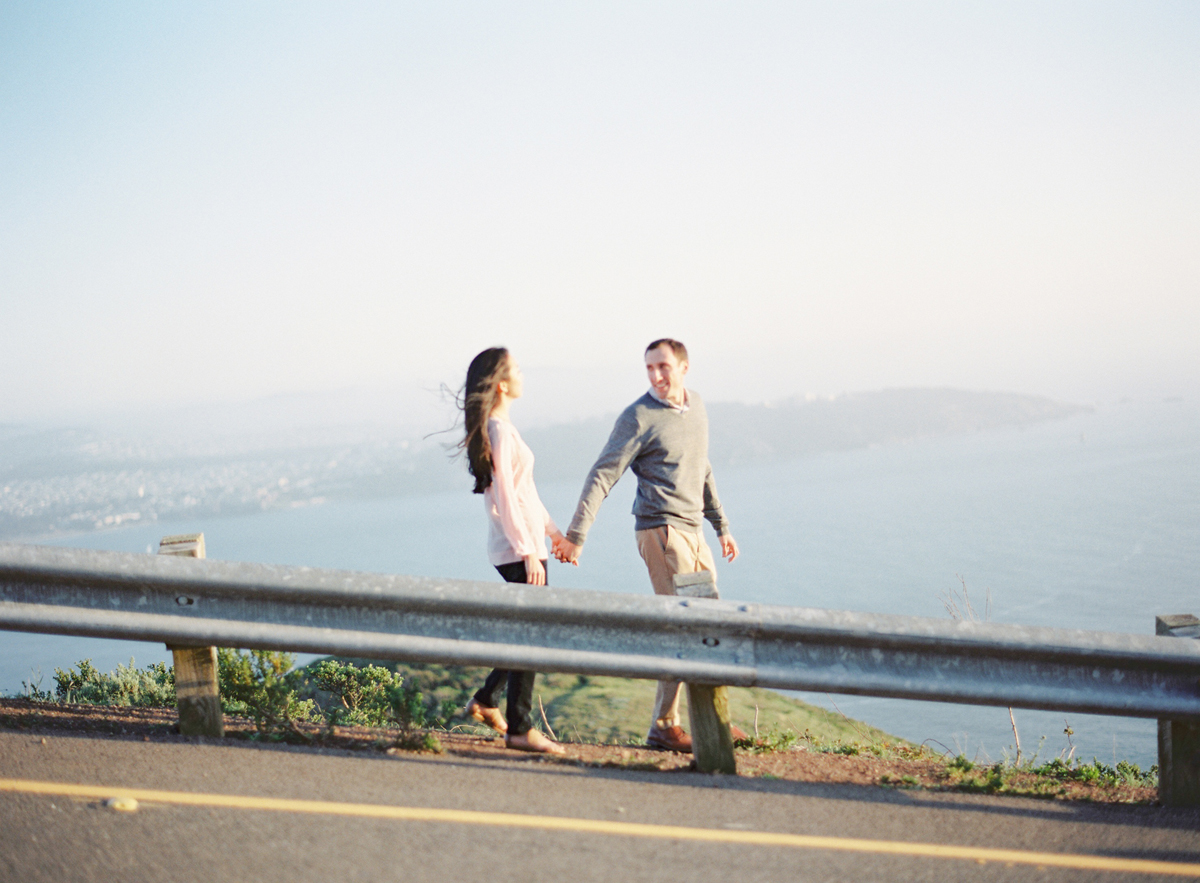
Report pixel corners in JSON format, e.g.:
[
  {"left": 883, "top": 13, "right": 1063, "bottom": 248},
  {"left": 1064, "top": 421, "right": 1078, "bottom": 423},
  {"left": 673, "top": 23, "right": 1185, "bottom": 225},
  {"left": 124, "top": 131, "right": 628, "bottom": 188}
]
[{"left": 472, "top": 560, "right": 544, "bottom": 736}]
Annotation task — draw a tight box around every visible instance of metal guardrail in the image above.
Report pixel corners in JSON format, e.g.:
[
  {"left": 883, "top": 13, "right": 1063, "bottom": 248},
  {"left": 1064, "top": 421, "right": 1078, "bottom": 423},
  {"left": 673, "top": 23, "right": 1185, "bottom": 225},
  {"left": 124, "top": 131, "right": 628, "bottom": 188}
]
[{"left": 2, "top": 542, "right": 1199, "bottom": 721}]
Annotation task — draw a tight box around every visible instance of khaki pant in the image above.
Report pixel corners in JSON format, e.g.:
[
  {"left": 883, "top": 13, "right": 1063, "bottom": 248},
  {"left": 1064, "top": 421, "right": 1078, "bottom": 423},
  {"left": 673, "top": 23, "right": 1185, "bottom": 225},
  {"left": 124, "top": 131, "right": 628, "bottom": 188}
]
[{"left": 635, "top": 525, "right": 717, "bottom": 731}]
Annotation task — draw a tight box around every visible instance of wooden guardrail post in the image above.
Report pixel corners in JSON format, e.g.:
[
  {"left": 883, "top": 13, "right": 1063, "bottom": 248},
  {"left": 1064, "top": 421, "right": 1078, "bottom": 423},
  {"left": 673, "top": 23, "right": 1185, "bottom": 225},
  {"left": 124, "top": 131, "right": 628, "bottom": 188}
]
[
  {"left": 676, "top": 571, "right": 737, "bottom": 775},
  {"left": 1157, "top": 614, "right": 1200, "bottom": 807},
  {"left": 159, "top": 534, "right": 223, "bottom": 738}
]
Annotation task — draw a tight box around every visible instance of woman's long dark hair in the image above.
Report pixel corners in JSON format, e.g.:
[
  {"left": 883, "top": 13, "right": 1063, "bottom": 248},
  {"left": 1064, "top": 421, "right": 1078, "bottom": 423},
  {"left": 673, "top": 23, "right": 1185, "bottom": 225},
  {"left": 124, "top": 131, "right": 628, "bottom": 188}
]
[{"left": 458, "top": 347, "right": 511, "bottom": 493}]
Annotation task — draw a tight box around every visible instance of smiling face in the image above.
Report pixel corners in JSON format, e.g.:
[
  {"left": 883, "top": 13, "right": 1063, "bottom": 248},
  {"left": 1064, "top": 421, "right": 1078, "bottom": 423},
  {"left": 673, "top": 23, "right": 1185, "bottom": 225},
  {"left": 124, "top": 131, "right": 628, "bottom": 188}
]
[{"left": 645, "top": 344, "right": 688, "bottom": 404}]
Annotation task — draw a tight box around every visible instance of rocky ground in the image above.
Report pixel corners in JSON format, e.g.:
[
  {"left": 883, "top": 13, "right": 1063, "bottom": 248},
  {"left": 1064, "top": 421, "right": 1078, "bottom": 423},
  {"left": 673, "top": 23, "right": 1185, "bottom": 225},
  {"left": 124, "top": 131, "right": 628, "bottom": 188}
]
[{"left": 0, "top": 698, "right": 1157, "bottom": 805}]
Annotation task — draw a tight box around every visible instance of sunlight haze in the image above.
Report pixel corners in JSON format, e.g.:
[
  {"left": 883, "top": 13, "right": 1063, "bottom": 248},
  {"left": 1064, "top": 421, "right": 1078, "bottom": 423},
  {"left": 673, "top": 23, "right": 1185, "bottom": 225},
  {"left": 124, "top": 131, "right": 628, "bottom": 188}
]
[{"left": 2, "top": 2, "right": 1197, "bottom": 424}]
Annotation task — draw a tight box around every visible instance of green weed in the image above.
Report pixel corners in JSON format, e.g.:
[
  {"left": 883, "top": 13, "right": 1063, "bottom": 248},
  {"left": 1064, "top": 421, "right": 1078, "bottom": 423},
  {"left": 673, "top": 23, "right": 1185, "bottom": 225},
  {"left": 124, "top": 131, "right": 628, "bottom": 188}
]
[
  {"left": 1028, "top": 757, "right": 1157, "bottom": 788},
  {"left": 21, "top": 671, "right": 53, "bottom": 702},
  {"left": 952, "top": 762, "right": 1007, "bottom": 794},
  {"left": 947, "top": 753, "right": 975, "bottom": 772},
  {"left": 734, "top": 727, "right": 800, "bottom": 753}
]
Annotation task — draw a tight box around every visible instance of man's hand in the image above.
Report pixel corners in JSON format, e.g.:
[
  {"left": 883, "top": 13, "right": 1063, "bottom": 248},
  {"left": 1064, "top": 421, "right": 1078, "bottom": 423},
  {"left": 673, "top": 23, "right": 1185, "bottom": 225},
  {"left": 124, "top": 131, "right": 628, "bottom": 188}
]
[
  {"left": 553, "top": 536, "right": 581, "bottom": 565},
  {"left": 719, "top": 534, "right": 739, "bottom": 563}
]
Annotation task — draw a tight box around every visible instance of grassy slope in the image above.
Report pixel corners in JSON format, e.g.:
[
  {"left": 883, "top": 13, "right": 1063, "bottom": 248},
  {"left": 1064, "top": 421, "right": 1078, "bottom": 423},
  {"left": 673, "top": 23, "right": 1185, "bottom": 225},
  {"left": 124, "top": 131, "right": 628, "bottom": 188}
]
[
  {"left": 534, "top": 672, "right": 899, "bottom": 746},
  {"left": 315, "top": 658, "right": 900, "bottom": 746}
]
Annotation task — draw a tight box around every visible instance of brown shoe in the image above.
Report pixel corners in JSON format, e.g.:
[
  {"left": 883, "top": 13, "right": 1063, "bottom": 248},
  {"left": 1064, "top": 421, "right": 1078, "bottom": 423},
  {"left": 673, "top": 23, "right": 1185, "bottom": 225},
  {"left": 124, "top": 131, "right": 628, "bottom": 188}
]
[
  {"left": 505, "top": 729, "right": 565, "bottom": 755},
  {"left": 646, "top": 725, "right": 692, "bottom": 753},
  {"left": 465, "top": 699, "right": 507, "bottom": 734}
]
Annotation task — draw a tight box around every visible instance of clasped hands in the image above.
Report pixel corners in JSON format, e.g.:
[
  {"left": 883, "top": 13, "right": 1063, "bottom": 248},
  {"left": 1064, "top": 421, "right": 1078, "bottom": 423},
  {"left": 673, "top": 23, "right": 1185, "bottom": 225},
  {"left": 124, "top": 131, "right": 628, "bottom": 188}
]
[{"left": 550, "top": 531, "right": 580, "bottom": 565}]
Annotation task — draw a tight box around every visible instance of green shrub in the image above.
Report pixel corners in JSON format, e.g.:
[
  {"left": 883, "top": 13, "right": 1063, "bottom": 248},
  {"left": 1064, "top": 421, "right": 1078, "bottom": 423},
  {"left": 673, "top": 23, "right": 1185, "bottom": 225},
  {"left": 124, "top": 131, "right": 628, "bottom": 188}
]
[
  {"left": 306, "top": 660, "right": 446, "bottom": 751},
  {"left": 386, "top": 680, "right": 444, "bottom": 751},
  {"left": 19, "top": 653, "right": 445, "bottom": 750},
  {"left": 51, "top": 658, "right": 175, "bottom": 707},
  {"left": 217, "top": 649, "right": 315, "bottom": 738},
  {"left": 311, "top": 660, "right": 401, "bottom": 727}
]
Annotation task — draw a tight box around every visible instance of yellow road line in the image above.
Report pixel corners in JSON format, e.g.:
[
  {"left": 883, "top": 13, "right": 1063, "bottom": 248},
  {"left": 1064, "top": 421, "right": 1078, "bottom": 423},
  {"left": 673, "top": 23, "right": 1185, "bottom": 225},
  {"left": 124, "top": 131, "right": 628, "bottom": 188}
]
[{"left": 2, "top": 777, "right": 1197, "bottom": 877}]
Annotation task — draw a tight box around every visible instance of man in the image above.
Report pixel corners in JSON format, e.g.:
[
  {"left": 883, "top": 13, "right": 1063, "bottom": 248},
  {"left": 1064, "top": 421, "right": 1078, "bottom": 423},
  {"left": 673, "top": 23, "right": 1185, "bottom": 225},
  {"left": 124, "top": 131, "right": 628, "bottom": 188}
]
[{"left": 553, "top": 339, "right": 739, "bottom": 753}]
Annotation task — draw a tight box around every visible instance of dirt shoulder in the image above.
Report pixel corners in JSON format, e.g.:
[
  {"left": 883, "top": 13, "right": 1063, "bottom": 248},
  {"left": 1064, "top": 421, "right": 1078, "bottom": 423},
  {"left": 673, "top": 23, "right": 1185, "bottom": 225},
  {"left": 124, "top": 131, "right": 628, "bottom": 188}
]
[{"left": 0, "top": 698, "right": 1157, "bottom": 805}]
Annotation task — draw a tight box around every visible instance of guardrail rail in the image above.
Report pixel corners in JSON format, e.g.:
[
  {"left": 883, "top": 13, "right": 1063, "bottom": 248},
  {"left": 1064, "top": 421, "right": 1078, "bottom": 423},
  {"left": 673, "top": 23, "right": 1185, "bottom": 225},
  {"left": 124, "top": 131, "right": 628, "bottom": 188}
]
[{"left": 1, "top": 540, "right": 1197, "bottom": 801}]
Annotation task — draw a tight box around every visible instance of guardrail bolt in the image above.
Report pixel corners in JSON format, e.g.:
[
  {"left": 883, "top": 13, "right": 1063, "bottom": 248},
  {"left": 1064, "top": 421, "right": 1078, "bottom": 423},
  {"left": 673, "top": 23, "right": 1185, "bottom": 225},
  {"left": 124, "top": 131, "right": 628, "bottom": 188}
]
[
  {"left": 159, "top": 534, "right": 224, "bottom": 739},
  {"left": 1156, "top": 614, "right": 1200, "bottom": 807}
]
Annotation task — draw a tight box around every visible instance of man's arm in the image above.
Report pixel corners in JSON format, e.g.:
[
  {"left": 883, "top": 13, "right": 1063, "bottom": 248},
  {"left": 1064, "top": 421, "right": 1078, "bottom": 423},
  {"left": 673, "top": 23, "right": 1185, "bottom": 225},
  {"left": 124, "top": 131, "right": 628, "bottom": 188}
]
[
  {"left": 558, "top": 408, "right": 644, "bottom": 561},
  {"left": 702, "top": 461, "right": 738, "bottom": 562}
]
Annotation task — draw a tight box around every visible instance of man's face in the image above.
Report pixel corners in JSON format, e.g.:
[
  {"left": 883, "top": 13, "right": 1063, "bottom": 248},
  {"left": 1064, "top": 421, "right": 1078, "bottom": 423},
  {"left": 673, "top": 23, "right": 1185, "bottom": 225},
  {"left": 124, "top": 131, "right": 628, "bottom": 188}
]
[{"left": 645, "top": 345, "right": 689, "bottom": 404}]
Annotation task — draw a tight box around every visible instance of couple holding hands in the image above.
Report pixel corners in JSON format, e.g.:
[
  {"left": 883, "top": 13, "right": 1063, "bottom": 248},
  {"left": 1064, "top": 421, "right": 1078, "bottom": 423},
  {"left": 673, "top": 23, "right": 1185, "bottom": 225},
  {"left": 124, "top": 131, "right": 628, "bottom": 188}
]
[{"left": 458, "top": 339, "right": 739, "bottom": 755}]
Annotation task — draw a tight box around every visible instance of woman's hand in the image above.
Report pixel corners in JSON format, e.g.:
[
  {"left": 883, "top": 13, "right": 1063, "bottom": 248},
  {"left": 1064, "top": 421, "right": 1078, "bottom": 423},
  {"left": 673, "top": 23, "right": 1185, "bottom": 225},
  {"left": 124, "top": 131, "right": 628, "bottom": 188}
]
[
  {"left": 552, "top": 535, "right": 581, "bottom": 565},
  {"left": 524, "top": 554, "right": 547, "bottom": 585}
]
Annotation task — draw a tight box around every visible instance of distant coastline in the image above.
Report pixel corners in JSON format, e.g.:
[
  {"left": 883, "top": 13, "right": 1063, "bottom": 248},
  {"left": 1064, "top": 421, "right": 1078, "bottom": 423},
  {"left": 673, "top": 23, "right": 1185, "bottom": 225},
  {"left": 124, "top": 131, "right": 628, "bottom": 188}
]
[{"left": 0, "top": 388, "right": 1087, "bottom": 541}]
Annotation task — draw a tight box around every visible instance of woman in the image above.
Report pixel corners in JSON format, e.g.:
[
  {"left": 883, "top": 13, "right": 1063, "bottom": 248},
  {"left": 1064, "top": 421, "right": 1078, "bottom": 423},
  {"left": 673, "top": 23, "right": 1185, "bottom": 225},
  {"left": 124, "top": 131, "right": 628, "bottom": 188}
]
[{"left": 458, "top": 347, "right": 565, "bottom": 754}]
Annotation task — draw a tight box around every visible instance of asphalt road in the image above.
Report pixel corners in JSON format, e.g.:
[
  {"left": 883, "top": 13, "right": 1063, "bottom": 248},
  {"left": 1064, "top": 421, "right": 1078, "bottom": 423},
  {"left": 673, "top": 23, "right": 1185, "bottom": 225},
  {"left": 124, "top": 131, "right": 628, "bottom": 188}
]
[{"left": 1, "top": 731, "right": 1198, "bottom": 883}]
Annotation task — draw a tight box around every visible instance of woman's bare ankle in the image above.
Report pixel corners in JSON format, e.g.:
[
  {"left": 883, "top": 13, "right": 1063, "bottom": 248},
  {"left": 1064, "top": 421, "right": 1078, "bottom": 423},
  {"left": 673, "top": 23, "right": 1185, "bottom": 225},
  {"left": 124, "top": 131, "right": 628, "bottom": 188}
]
[{"left": 506, "top": 729, "right": 564, "bottom": 754}]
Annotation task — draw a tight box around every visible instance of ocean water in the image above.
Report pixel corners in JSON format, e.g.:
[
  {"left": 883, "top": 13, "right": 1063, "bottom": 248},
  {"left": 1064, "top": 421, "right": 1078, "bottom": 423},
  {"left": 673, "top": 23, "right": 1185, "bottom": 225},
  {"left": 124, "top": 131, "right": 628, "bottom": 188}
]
[{"left": 4, "top": 399, "right": 1196, "bottom": 769}]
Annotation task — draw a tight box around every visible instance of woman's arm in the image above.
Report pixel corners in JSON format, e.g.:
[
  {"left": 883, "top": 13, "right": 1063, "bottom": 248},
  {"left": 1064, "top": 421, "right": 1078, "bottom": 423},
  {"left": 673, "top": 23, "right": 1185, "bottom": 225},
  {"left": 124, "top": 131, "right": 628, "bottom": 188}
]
[{"left": 488, "top": 420, "right": 545, "bottom": 584}]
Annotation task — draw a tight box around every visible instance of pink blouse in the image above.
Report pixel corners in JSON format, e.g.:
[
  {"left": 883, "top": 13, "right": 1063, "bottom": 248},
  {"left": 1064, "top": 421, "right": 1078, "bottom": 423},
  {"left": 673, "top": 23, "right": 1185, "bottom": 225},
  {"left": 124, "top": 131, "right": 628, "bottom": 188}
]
[{"left": 484, "top": 417, "right": 558, "bottom": 565}]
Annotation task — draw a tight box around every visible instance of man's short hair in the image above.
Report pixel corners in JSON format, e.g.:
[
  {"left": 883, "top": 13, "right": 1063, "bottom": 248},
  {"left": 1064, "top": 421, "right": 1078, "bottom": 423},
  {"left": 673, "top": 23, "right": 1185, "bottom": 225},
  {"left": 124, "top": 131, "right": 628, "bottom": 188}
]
[{"left": 645, "top": 338, "right": 688, "bottom": 363}]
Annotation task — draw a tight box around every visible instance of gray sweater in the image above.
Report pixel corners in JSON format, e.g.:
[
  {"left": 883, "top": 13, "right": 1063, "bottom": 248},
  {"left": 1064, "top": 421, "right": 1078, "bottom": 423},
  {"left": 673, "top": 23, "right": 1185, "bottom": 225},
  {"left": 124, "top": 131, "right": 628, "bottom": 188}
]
[{"left": 565, "top": 390, "right": 730, "bottom": 545}]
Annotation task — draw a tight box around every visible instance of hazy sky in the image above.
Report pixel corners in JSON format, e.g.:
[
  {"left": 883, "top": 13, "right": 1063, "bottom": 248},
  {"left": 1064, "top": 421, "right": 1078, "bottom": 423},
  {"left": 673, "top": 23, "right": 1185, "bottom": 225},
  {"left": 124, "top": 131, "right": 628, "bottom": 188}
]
[{"left": 2, "top": 2, "right": 1197, "bottom": 424}]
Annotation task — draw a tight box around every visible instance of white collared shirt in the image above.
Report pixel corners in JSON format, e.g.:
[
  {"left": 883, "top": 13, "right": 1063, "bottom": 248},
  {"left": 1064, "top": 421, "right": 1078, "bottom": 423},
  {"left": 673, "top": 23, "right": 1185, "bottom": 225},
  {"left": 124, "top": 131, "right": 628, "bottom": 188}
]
[{"left": 648, "top": 387, "right": 690, "bottom": 413}]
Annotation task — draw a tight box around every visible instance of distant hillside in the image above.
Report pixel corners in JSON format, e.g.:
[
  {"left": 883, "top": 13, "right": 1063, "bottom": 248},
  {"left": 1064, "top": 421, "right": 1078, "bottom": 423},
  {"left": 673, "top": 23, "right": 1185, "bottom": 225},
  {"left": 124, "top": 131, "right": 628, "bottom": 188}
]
[
  {"left": 708, "top": 388, "right": 1086, "bottom": 467},
  {"left": 524, "top": 388, "right": 1087, "bottom": 481}
]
